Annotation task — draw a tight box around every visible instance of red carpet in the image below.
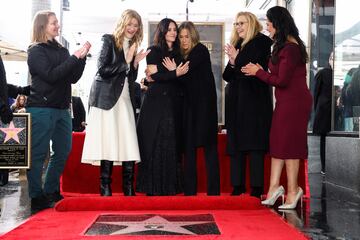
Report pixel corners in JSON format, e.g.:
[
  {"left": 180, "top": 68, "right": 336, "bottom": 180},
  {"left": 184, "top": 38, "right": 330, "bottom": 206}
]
[
  {"left": 61, "top": 132, "right": 309, "bottom": 198},
  {"left": 55, "top": 195, "right": 261, "bottom": 211},
  {"left": 1, "top": 196, "right": 308, "bottom": 240}
]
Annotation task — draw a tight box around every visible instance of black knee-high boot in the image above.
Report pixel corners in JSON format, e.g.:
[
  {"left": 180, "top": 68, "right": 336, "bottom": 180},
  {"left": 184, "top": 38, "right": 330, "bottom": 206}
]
[
  {"left": 122, "top": 161, "right": 135, "bottom": 196},
  {"left": 100, "top": 160, "right": 113, "bottom": 196}
]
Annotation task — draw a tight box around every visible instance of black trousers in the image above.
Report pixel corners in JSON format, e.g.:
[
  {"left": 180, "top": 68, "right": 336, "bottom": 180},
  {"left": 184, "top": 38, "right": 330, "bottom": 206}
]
[
  {"left": 0, "top": 169, "right": 9, "bottom": 186},
  {"left": 230, "top": 151, "right": 264, "bottom": 190},
  {"left": 184, "top": 144, "right": 220, "bottom": 195}
]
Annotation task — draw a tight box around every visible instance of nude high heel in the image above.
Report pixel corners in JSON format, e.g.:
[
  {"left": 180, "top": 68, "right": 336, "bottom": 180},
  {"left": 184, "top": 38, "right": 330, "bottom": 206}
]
[
  {"left": 261, "top": 186, "right": 285, "bottom": 206},
  {"left": 278, "top": 187, "right": 303, "bottom": 209}
]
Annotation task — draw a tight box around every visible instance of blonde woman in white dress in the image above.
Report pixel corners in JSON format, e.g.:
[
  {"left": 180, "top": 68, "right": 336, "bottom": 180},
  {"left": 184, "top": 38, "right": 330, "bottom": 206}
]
[{"left": 82, "top": 9, "right": 150, "bottom": 196}]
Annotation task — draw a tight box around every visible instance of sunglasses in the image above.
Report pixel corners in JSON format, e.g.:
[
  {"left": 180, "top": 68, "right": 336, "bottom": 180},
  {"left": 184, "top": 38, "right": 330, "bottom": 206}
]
[{"left": 233, "top": 21, "right": 248, "bottom": 27}]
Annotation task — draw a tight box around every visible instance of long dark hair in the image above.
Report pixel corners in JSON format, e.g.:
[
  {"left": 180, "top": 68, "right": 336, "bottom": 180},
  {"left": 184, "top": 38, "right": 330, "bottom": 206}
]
[
  {"left": 153, "top": 18, "right": 180, "bottom": 54},
  {"left": 266, "top": 6, "right": 308, "bottom": 64}
]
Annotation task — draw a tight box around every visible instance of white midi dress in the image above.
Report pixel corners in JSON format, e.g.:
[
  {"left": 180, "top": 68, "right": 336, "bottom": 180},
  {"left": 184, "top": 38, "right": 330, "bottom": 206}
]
[{"left": 81, "top": 40, "right": 140, "bottom": 166}]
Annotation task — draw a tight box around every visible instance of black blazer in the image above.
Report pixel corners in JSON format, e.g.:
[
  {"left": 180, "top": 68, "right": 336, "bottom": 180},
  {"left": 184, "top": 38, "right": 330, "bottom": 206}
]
[{"left": 88, "top": 34, "right": 138, "bottom": 110}]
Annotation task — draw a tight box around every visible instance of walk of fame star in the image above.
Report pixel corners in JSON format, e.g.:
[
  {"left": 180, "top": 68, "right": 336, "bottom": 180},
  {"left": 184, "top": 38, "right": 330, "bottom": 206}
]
[
  {"left": 85, "top": 214, "right": 221, "bottom": 236},
  {"left": 0, "top": 121, "right": 25, "bottom": 144}
]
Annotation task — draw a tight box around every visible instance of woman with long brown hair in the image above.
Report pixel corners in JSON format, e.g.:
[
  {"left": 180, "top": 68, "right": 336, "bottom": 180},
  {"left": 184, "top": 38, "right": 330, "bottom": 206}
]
[
  {"left": 242, "top": 6, "right": 312, "bottom": 209},
  {"left": 11, "top": 94, "right": 27, "bottom": 113},
  {"left": 136, "top": 18, "right": 189, "bottom": 196}
]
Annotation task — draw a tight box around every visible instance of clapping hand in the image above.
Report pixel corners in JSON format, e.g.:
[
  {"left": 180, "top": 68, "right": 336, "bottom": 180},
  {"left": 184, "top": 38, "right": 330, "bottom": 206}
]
[
  {"left": 126, "top": 43, "right": 137, "bottom": 64},
  {"left": 224, "top": 43, "right": 239, "bottom": 65},
  {"left": 74, "top": 41, "right": 91, "bottom": 59},
  {"left": 134, "top": 49, "right": 151, "bottom": 69}
]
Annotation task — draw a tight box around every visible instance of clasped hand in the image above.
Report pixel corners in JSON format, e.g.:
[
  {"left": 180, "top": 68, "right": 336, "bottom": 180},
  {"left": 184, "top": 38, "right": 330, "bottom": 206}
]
[
  {"left": 241, "top": 62, "right": 263, "bottom": 76},
  {"left": 162, "top": 57, "right": 189, "bottom": 77},
  {"left": 145, "top": 58, "right": 190, "bottom": 83}
]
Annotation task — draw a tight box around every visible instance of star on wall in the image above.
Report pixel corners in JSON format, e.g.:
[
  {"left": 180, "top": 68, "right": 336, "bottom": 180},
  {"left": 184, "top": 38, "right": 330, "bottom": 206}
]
[
  {"left": 0, "top": 121, "right": 25, "bottom": 143},
  {"left": 97, "top": 215, "right": 212, "bottom": 235}
]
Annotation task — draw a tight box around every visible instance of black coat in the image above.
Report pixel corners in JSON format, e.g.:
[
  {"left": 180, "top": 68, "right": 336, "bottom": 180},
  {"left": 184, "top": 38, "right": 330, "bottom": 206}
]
[
  {"left": 0, "top": 56, "right": 7, "bottom": 107},
  {"left": 137, "top": 45, "right": 184, "bottom": 160},
  {"left": 88, "top": 34, "right": 138, "bottom": 110},
  {"left": 223, "top": 33, "right": 273, "bottom": 154},
  {"left": 182, "top": 43, "right": 218, "bottom": 147},
  {"left": 313, "top": 67, "right": 332, "bottom": 134},
  {"left": 1, "top": 56, "right": 30, "bottom": 124},
  {"left": 1, "top": 56, "right": 30, "bottom": 106},
  {"left": 27, "top": 40, "right": 86, "bottom": 109}
]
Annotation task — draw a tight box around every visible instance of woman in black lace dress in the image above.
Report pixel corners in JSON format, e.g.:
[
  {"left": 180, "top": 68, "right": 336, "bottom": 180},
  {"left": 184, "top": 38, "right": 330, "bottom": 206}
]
[{"left": 136, "top": 18, "right": 189, "bottom": 195}]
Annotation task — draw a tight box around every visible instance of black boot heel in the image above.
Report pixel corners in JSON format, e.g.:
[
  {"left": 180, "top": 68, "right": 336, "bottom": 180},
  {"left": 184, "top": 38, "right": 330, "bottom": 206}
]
[
  {"left": 122, "top": 161, "right": 136, "bottom": 196},
  {"left": 100, "top": 160, "right": 113, "bottom": 196}
]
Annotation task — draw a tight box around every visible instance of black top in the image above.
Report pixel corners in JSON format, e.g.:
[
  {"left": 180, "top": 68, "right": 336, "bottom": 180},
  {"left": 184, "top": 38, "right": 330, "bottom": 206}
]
[
  {"left": 145, "top": 45, "right": 183, "bottom": 97},
  {"left": 27, "top": 40, "right": 86, "bottom": 109}
]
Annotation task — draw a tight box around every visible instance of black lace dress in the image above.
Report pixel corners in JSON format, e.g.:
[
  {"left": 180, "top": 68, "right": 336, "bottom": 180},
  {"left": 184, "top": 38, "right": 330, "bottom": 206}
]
[{"left": 136, "top": 46, "right": 184, "bottom": 195}]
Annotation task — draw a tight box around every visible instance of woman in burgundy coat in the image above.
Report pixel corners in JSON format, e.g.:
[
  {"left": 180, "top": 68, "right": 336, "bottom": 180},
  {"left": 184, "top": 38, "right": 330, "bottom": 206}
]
[{"left": 242, "top": 6, "right": 312, "bottom": 209}]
